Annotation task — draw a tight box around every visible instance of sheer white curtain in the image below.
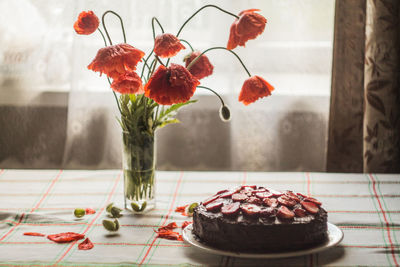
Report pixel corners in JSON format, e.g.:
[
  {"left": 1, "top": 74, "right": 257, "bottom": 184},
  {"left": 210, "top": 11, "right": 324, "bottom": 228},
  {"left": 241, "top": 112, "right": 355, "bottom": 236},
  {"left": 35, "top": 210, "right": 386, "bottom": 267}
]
[{"left": 0, "top": 0, "right": 334, "bottom": 171}]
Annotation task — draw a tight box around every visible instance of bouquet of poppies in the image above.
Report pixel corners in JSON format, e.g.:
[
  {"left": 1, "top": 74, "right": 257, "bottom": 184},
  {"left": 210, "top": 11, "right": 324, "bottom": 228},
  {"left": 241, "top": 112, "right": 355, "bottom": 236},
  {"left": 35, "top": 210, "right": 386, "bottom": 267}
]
[{"left": 74, "top": 5, "right": 274, "bottom": 212}]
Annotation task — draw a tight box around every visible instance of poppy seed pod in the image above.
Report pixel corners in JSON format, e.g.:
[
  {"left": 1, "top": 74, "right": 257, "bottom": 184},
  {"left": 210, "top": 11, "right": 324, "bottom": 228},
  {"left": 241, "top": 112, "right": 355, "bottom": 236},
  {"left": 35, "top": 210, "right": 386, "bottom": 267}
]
[{"left": 219, "top": 105, "right": 231, "bottom": 122}]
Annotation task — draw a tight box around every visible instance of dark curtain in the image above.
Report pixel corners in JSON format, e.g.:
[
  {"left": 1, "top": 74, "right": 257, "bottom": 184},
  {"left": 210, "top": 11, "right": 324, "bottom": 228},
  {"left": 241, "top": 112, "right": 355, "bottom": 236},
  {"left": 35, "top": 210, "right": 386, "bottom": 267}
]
[{"left": 327, "top": 0, "right": 400, "bottom": 173}]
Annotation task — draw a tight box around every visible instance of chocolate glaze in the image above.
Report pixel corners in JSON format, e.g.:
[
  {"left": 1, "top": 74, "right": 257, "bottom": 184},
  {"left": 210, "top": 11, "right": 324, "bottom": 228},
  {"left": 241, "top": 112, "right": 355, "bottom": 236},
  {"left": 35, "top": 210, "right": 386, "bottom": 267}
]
[{"left": 193, "top": 187, "right": 328, "bottom": 252}]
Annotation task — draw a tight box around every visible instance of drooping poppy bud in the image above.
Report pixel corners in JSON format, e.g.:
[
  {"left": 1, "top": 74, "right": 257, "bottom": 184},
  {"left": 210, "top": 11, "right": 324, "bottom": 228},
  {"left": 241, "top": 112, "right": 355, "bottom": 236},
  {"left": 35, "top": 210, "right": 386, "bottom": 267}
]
[
  {"left": 144, "top": 64, "right": 199, "bottom": 105},
  {"left": 153, "top": 33, "right": 185, "bottom": 58},
  {"left": 239, "top": 75, "right": 274, "bottom": 105},
  {"left": 74, "top": 11, "right": 99, "bottom": 35},
  {"left": 184, "top": 51, "right": 214, "bottom": 80},
  {"left": 87, "top": 44, "right": 145, "bottom": 79},
  {"left": 227, "top": 9, "right": 267, "bottom": 50},
  {"left": 111, "top": 72, "right": 144, "bottom": 94}
]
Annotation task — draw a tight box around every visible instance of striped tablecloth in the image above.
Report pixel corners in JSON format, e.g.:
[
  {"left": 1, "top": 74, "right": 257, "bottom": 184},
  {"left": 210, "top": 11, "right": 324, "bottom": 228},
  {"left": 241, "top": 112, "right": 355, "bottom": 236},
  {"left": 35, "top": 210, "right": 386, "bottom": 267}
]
[{"left": 0, "top": 169, "right": 399, "bottom": 266}]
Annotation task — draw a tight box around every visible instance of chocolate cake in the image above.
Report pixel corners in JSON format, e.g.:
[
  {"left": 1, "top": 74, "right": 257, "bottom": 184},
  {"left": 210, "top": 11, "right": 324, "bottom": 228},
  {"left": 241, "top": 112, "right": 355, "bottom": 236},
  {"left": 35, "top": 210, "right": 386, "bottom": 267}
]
[{"left": 192, "top": 185, "right": 328, "bottom": 252}]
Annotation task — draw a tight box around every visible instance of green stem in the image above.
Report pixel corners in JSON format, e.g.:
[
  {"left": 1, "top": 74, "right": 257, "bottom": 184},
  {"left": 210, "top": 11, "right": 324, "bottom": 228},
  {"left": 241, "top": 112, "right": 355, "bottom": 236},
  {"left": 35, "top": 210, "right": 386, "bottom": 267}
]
[
  {"left": 155, "top": 56, "right": 165, "bottom": 66},
  {"left": 180, "top": 39, "right": 194, "bottom": 52},
  {"left": 187, "top": 47, "right": 252, "bottom": 77},
  {"left": 151, "top": 17, "right": 164, "bottom": 39},
  {"left": 176, "top": 5, "right": 239, "bottom": 37},
  {"left": 97, "top": 28, "right": 108, "bottom": 46},
  {"left": 197, "top": 86, "right": 225, "bottom": 106},
  {"left": 107, "top": 77, "right": 123, "bottom": 114},
  {"left": 102, "top": 10, "right": 127, "bottom": 45}
]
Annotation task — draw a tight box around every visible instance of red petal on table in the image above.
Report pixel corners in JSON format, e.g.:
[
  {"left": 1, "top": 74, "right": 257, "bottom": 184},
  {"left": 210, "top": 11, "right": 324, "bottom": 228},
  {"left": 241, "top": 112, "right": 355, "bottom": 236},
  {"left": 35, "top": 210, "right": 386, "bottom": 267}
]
[
  {"left": 301, "top": 201, "right": 319, "bottom": 214},
  {"left": 181, "top": 221, "right": 192, "bottom": 229},
  {"left": 23, "top": 232, "right": 45, "bottom": 237},
  {"left": 78, "top": 238, "right": 94, "bottom": 250},
  {"left": 158, "top": 222, "right": 178, "bottom": 232},
  {"left": 277, "top": 206, "right": 295, "bottom": 219},
  {"left": 202, "top": 195, "right": 220, "bottom": 206},
  {"left": 85, "top": 208, "right": 96, "bottom": 215},
  {"left": 157, "top": 230, "right": 182, "bottom": 241},
  {"left": 47, "top": 232, "right": 85, "bottom": 243},
  {"left": 304, "top": 197, "right": 322, "bottom": 206},
  {"left": 175, "top": 205, "right": 188, "bottom": 212}
]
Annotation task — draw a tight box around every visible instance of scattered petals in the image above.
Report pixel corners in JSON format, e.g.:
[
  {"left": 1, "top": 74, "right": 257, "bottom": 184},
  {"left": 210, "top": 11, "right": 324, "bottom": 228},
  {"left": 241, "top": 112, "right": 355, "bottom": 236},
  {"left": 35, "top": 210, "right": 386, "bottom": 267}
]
[
  {"left": 85, "top": 208, "right": 96, "bottom": 215},
  {"left": 175, "top": 205, "right": 188, "bottom": 213},
  {"left": 184, "top": 51, "right": 214, "bottom": 80},
  {"left": 154, "top": 33, "right": 185, "bottom": 58},
  {"left": 47, "top": 232, "right": 85, "bottom": 243},
  {"left": 87, "top": 44, "right": 145, "bottom": 79},
  {"left": 239, "top": 75, "right": 274, "bottom": 105},
  {"left": 74, "top": 11, "right": 99, "bottom": 35},
  {"left": 111, "top": 72, "right": 144, "bottom": 94},
  {"left": 78, "top": 238, "right": 94, "bottom": 250},
  {"left": 181, "top": 221, "right": 192, "bottom": 229},
  {"left": 227, "top": 9, "right": 267, "bottom": 50},
  {"left": 158, "top": 222, "right": 178, "bottom": 232},
  {"left": 144, "top": 64, "right": 199, "bottom": 105},
  {"left": 23, "top": 232, "right": 45, "bottom": 237}
]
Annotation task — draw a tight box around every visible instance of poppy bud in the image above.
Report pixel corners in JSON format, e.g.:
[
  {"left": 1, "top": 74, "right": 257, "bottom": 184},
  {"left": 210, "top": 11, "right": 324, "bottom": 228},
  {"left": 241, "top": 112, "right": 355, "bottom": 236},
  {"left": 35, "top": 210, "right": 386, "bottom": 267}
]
[{"left": 219, "top": 105, "right": 231, "bottom": 122}]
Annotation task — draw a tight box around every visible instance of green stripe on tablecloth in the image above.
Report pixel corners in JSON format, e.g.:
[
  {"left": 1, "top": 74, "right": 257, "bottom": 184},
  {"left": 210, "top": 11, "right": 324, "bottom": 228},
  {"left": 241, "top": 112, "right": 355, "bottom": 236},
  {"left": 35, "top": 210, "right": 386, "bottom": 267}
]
[
  {"left": 146, "top": 172, "right": 187, "bottom": 265},
  {"left": 135, "top": 172, "right": 184, "bottom": 264},
  {"left": 366, "top": 174, "right": 392, "bottom": 266},
  {"left": 56, "top": 172, "right": 121, "bottom": 264},
  {"left": 375, "top": 173, "right": 400, "bottom": 264}
]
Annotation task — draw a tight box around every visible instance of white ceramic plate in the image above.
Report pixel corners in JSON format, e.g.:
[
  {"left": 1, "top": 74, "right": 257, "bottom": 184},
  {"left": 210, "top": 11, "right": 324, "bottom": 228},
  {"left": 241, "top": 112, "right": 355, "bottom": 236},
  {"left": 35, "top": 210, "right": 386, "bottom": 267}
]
[{"left": 182, "top": 222, "right": 343, "bottom": 259}]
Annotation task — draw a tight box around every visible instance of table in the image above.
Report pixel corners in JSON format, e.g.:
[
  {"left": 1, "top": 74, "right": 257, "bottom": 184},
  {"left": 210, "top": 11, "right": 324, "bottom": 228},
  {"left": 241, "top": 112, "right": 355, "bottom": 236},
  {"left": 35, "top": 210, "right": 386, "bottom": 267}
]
[{"left": 0, "top": 169, "right": 399, "bottom": 266}]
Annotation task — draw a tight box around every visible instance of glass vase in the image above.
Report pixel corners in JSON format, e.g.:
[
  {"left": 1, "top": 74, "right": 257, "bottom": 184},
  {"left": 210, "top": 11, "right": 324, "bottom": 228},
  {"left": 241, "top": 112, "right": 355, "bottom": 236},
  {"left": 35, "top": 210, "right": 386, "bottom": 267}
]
[{"left": 122, "top": 130, "right": 155, "bottom": 213}]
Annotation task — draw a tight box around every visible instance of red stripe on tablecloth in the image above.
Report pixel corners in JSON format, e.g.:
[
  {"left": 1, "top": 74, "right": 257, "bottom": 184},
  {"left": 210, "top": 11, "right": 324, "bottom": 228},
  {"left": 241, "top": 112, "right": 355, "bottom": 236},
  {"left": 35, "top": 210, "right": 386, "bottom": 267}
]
[
  {"left": 30, "top": 170, "right": 63, "bottom": 213},
  {"left": 306, "top": 172, "right": 311, "bottom": 197},
  {"left": 241, "top": 171, "right": 247, "bottom": 185},
  {"left": 0, "top": 169, "right": 4, "bottom": 176},
  {"left": 0, "top": 213, "right": 25, "bottom": 242},
  {"left": 55, "top": 172, "right": 121, "bottom": 264},
  {"left": 139, "top": 171, "right": 184, "bottom": 266},
  {"left": 369, "top": 174, "right": 399, "bottom": 267}
]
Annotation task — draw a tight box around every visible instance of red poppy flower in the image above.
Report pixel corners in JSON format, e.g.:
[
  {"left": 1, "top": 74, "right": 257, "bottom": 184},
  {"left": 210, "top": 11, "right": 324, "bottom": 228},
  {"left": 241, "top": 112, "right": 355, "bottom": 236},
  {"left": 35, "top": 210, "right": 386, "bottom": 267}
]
[
  {"left": 184, "top": 51, "right": 214, "bottom": 80},
  {"left": 153, "top": 33, "right": 185, "bottom": 58},
  {"left": 87, "top": 44, "right": 145, "bottom": 79},
  {"left": 111, "top": 72, "right": 143, "bottom": 94},
  {"left": 144, "top": 64, "right": 199, "bottom": 105},
  {"left": 239, "top": 75, "right": 274, "bottom": 105},
  {"left": 227, "top": 9, "right": 267, "bottom": 50},
  {"left": 74, "top": 11, "right": 99, "bottom": 35}
]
